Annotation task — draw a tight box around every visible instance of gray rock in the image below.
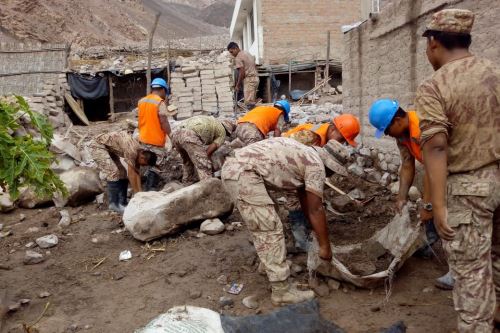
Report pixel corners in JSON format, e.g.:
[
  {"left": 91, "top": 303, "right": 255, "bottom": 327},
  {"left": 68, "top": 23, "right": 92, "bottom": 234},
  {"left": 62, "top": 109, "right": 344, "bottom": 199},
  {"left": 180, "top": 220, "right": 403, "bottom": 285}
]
[
  {"left": 242, "top": 295, "right": 259, "bottom": 309},
  {"left": 359, "top": 148, "right": 371, "bottom": 157},
  {"left": 378, "top": 153, "right": 385, "bottom": 162},
  {"left": 18, "top": 188, "right": 53, "bottom": 208},
  {"left": 39, "top": 291, "right": 51, "bottom": 298},
  {"left": 36, "top": 234, "right": 58, "bottom": 249},
  {"left": 216, "top": 274, "right": 228, "bottom": 285},
  {"left": 8, "top": 302, "right": 21, "bottom": 312},
  {"left": 123, "top": 179, "right": 233, "bottom": 242},
  {"left": 388, "top": 163, "right": 399, "bottom": 173},
  {"left": 327, "top": 279, "right": 341, "bottom": 290},
  {"left": 189, "top": 290, "right": 202, "bottom": 299},
  {"left": 380, "top": 161, "right": 388, "bottom": 171},
  {"left": 408, "top": 186, "right": 421, "bottom": 201},
  {"left": 19, "top": 214, "right": 26, "bottom": 221},
  {"left": 51, "top": 155, "right": 76, "bottom": 173},
  {"left": 53, "top": 167, "right": 104, "bottom": 207},
  {"left": 219, "top": 296, "right": 234, "bottom": 307},
  {"left": 347, "top": 163, "right": 365, "bottom": 178},
  {"left": 347, "top": 188, "right": 366, "bottom": 200},
  {"left": 330, "top": 195, "right": 355, "bottom": 213},
  {"left": 58, "top": 210, "right": 71, "bottom": 228},
  {"left": 25, "top": 241, "right": 35, "bottom": 248},
  {"left": 24, "top": 250, "right": 44, "bottom": 265},
  {"left": 390, "top": 182, "right": 399, "bottom": 195},
  {"left": 365, "top": 169, "right": 382, "bottom": 183},
  {"left": 380, "top": 173, "right": 391, "bottom": 187},
  {"left": 312, "top": 281, "right": 330, "bottom": 297},
  {"left": 384, "top": 153, "right": 394, "bottom": 164},
  {"left": 200, "top": 218, "right": 225, "bottom": 235}
]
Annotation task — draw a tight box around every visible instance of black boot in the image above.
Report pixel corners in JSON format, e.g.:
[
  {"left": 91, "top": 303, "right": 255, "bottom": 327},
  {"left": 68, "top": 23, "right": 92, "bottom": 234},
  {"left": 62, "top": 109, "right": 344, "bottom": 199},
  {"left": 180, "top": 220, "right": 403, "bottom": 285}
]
[
  {"left": 107, "top": 181, "right": 124, "bottom": 213},
  {"left": 144, "top": 170, "right": 160, "bottom": 191},
  {"left": 118, "top": 179, "right": 129, "bottom": 206}
]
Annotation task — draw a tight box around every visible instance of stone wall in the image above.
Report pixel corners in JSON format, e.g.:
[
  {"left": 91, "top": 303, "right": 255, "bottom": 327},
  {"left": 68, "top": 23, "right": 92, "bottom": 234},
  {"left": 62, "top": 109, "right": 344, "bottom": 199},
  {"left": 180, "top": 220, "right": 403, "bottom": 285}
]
[
  {"left": 260, "top": 0, "right": 362, "bottom": 65},
  {"left": 342, "top": 0, "right": 500, "bottom": 152},
  {"left": 0, "top": 42, "right": 67, "bottom": 96}
]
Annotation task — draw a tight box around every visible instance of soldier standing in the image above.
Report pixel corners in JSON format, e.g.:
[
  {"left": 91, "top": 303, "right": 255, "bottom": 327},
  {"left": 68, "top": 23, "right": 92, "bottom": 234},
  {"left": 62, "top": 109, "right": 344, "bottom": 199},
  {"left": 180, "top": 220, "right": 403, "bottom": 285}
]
[{"left": 416, "top": 9, "right": 500, "bottom": 332}]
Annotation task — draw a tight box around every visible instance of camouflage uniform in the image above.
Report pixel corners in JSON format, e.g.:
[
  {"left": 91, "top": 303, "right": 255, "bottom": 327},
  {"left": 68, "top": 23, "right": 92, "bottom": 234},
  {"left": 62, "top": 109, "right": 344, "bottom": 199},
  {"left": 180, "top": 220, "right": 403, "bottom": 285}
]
[
  {"left": 172, "top": 115, "right": 226, "bottom": 183},
  {"left": 222, "top": 137, "right": 325, "bottom": 282},
  {"left": 235, "top": 50, "right": 259, "bottom": 105},
  {"left": 89, "top": 131, "right": 140, "bottom": 181},
  {"left": 230, "top": 115, "right": 286, "bottom": 148},
  {"left": 417, "top": 10, "right": 500, "bottom": 331}
]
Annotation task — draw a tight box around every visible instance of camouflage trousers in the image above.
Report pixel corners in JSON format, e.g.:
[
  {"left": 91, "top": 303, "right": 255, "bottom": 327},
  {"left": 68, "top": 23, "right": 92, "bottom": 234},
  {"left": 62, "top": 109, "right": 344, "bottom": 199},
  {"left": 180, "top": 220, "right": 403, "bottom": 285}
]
[
  {"left": 171, "top": 128, "right": 212, "bottom": 184},
  {"left": 243, "top": 76, "right": 259, "bottom": 105},
  {"left": 88, "top": 141, "right": 126, "bottom": 181},
  {"left": 443, "top": 162, "right": 500, "bottom": 333},
  {"left": 139, "top": 142, "right": 167, "bottom": 177},
  {"left": 230, "top": 123, "right": 264, "bottom": 149},
  {"left": 222, "top": 165, "right": 290, "bottom": 282}
]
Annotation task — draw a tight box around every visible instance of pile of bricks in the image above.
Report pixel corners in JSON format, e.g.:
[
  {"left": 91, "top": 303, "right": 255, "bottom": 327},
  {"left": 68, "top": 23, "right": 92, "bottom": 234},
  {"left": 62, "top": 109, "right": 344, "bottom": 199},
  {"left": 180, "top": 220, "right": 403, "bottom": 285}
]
[
  {"left": 170, "top": 51, "right": 235, "bottom": 120},
  {"left": 26, "top": 74, "right": 72, "bottom": 131}
]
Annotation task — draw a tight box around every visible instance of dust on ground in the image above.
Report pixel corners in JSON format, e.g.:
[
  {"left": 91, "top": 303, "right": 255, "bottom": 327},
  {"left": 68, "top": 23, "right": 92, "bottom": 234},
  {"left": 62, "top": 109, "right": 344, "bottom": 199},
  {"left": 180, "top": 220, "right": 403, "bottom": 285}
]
[{"left": 1, "top": 197, "right": 454, "bottom": 333}]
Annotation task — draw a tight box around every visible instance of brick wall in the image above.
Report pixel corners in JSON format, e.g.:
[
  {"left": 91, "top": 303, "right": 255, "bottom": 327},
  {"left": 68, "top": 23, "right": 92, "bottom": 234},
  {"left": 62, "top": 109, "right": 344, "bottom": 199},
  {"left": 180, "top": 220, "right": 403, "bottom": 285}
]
[
  {"left": 260, "top": 0, "right": 362, "bottom": 65},
  {"left": 0, "top": 42, "right": 67, "bottom": 96},
  {"left": 342, "top": 0, "right": 500, "bottom": 152}
]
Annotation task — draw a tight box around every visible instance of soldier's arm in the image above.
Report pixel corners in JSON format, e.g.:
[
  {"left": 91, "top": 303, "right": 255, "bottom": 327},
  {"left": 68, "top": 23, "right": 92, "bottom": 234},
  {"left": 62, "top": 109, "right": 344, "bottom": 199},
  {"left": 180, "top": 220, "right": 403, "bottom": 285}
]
[
  {"left": 397, "top": 143, "right": 415, "bottom": 210},
  {"left": 127, "top": 164, "right": 142, "bottom": 193},
  {"left": 273, "top": 115, "right": 286, "bottom": 137},
  {"left": 298, "top": 188, "right": 332, "bottom": 260},
  {"left": 235, "top": 67, "right": 245, "bottom": 91},
  {"left": 422, "top": 133, "right": 454, "bottom": 240},
  {"left": 158, "top": 102, "right": 172, "bottom": 136}
]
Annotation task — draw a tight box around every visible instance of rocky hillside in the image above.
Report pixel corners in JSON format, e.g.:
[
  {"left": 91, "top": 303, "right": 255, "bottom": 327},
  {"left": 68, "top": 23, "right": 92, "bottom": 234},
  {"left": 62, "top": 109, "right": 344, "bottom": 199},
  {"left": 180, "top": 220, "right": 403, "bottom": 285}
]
[{"left": 0, "top": 0, "right": 235, "bottom": 47}]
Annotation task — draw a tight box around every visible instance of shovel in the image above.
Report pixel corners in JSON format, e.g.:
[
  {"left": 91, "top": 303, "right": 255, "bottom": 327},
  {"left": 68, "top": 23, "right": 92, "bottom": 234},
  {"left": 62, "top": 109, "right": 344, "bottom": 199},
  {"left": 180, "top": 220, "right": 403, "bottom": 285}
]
[{"left": 324, "top": 180, "right": 374, "bottom": 206}]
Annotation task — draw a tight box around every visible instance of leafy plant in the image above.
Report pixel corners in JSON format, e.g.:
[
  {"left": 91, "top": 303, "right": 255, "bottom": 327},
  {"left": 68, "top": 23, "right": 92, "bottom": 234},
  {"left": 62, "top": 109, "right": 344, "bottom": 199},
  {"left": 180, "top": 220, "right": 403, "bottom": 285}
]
[{"left": 0, "top": 95, "right": 67, "bottom": 200}]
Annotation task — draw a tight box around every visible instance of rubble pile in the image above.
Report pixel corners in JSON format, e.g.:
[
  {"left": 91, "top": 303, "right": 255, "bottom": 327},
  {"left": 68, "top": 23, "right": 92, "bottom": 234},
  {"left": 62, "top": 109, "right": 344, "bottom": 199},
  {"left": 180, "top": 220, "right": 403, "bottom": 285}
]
[{"left": 170, "top": 51, "right": 234, "bottom": 119}]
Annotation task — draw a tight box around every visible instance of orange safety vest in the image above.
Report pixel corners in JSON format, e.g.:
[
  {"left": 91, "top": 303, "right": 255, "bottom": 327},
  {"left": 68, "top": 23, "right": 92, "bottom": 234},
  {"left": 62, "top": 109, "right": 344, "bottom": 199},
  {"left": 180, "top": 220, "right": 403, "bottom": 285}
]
[
  {"left": 284, "top": 123, "right": 330, "bottom": 146},
  {"left": 138, "top": 94, "right": 166, "bottom": 147},
  {"left": 238, "top": 106, "right": 283, "bottom": 135},
  {"left": 399, "top": 111, "right": 423, "bottom": 163}
]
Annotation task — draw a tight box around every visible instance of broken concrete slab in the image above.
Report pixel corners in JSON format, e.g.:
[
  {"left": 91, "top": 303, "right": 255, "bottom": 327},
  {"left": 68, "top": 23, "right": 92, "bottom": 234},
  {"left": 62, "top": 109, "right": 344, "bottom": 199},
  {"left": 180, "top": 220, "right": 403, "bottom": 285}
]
[
  {"left": 123, "top": 178, "right": 233, "bottom": 242},
  {"left": 53, "top": 167, "right": 103, "bottom": 207}
]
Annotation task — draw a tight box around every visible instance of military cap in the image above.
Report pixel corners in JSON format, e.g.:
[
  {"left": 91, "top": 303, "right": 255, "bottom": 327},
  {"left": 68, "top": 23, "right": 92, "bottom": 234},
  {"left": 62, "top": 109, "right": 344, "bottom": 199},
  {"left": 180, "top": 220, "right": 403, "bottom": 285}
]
[{"left": 423, "top": 9, "right": 474, "bottom": 36}]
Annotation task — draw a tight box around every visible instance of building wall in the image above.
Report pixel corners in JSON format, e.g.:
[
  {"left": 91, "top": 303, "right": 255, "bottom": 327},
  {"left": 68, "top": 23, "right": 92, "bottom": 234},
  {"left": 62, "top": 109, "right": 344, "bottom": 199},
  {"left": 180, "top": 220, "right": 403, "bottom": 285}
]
[
  {"left": 260, "top": 0, "right": 362, "bottom": 65},
  {"left": 0, "top": 42, "right": 67, "bottom": 96},
  {"left": 342, "top": 0, "right": 500, "bottom": 152}
]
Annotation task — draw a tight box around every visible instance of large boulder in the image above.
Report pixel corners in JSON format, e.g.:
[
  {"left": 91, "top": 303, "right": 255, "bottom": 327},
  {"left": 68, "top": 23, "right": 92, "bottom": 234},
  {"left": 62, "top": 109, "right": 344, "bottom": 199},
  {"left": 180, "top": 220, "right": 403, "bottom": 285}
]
[
  {"left": 53, "top": 167, "right": 103, "bottom": 207},
  {"left": 123, "top": 178, "right": 233, "bottom": 241},
  {"left": 18, "top": 188, "right": 53, "bottom": 208}
]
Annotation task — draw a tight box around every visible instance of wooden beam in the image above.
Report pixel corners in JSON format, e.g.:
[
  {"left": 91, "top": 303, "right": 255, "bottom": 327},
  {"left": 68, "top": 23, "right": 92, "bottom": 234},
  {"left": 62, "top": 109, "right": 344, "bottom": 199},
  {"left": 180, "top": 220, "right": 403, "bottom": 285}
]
[
  {"left": 64, "top": 93, "right": 90, "bottom": 126},
  {"left": 266, "top": 76, "right": 272, "bottom": 103},
  {"left": 146, "top": 12, "right": 161, "bottom": 95},
  {"left": 288, "top": 59, "right": 292, "bottom": 98},
  {"left": 108, "top": 75, "right": 115, "bottom": 122},
  {"left": 325, "top": 30, "right": 331, "bottom": 82}
]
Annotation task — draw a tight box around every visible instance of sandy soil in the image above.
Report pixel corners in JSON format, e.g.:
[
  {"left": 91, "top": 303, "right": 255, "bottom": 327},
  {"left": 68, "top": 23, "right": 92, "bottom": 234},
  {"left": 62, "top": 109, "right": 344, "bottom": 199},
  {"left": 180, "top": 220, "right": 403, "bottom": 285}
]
[{"left": 0, "top": 197, "right": 455, "bottom": 333}]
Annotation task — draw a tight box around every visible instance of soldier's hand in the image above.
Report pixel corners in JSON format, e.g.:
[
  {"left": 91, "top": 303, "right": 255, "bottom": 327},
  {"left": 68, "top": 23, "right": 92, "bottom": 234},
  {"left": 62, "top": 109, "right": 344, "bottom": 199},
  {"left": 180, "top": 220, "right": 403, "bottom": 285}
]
[
  {"left": 319, "top": 245, "right": 332, "bottom": 261},
  {"left": 434, "top": 207, "right": 455, "bottom": 241}
]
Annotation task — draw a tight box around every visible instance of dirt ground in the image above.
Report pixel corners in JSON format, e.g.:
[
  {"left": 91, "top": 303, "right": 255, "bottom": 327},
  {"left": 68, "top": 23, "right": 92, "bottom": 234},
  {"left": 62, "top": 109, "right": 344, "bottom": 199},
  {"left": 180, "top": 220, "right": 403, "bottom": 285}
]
[{"left": 1, "top": 192, "right": 456, "bottom": 333}]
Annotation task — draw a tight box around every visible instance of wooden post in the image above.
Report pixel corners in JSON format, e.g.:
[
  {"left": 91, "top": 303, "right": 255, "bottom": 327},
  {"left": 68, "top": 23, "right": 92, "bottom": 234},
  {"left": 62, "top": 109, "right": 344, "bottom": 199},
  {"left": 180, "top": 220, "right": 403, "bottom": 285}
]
[
  {"left": 266, "top": 76, "right": 272, "bottom": 103},
  {"left": 325, "top": 30, "right": 331, "bottom": 82},
  {"left": 166, "top": 38, "right": 171, "bottom": 86},
  {"left": 108, "top": 75, "right": 115, "bottom": 122},
  {"left": 288, "top": 59, "right": 292, "bottom": 98},
  {"left": 146, "top": 12, "right": 161, "bottom": 95}
]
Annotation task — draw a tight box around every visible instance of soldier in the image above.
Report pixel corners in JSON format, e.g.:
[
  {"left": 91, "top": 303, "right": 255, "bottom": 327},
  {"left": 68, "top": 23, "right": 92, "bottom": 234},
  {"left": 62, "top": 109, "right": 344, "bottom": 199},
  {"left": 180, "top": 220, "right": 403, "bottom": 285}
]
[
  {"left": 222, "top": 137, "right": 349, "bottom": 305},
  {"left": 283, "top": 114, "right": 360, "bottom": 147},
  {"left": 89, "top": 130, "right": 157, "bottom": 213},
  {"left": 416, "top": 9, "right": 500, "bottom": 332},
  {"left": 171, "top": 115, "right": 234, "bottom": 184},
  {"left": 283, "top": 115, "right": 360, "bottom": 252},
  {"left": 230, "top": 100, "right": 290, "bottom": 148},
  {"left": 227, "top": 42, "right": 259, "bottom": 108}
]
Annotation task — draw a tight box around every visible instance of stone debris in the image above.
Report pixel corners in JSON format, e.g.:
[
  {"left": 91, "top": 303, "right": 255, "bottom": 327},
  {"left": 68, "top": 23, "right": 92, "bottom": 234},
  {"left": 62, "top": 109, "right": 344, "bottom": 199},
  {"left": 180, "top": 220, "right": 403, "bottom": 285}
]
[
  {"left": 0, "top": 192, "right": 14, "bottom": 212},
  {"left": 19, "top": 213, "right": 26, "bottom": 221},
  {"left": 119, "top": 250, "right": 132, "bottom": 261},
  {"left": 123, "top": 178, "right": 233, "bottom": 242},
  {"left": 39, "top": 291, "right": 51, "bottom": 298},
  {"left": 347, "top": 188, "right": 366, "bottom": 200},
  {"left": 53, "top": 167, "right": 104, "bottom": 207},
  {"left": 25, "top": 241, "right": 35, "bottom": 248},
  {"left": 24, "top": 250, "right": 45, "bottom": 265},
  {"left": 36, "top": 234, "right": 59, "bottom": 249},
  {"left": 58, "top": 210, "right": 72, "bottom": 228},
  {"left": 408, "top": 186, "right": 421, "bottom": 201},
  {"left": 242, "top": 295, "right": 259, "bottom": 309},
  {"left": 200, "top": 218, "right": 225, "bottom": 235},
  {"left": 327, "top": 279, "right": 341, "bottom": 290},
  {"left": 219, "top": 296, "right": 234, "bottom": 307},
  {"left": 189, "top": 290, "right": 202, "bottom": 299}
]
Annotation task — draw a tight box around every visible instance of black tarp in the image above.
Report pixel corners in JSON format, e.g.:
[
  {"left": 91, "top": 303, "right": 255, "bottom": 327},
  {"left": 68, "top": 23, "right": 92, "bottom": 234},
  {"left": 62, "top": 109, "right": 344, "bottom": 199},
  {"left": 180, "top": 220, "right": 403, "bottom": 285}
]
[{"left": 68, "top": 73, "right": 109, "bottom": 100}]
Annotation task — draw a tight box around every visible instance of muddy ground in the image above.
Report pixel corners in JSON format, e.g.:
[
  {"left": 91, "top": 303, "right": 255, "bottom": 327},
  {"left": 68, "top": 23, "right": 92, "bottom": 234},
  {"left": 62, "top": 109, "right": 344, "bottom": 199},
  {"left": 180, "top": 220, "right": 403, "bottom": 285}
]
[{"left": 0, "top": 187, "right": 455, "bottom": 333}]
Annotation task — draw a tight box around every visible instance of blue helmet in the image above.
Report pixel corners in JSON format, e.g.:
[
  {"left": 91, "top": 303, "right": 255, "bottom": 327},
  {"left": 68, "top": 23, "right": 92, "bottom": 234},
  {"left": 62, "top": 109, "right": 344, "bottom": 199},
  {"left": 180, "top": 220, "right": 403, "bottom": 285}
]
[
  {"left": 151, "top": 78, "right": 170, "bottom": 95},
  {"left": 274, "top": 100, "right": 291, "bottom": 122},
  {"left": 368, "top": 99, "right": 399, "bottom": 138}
]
